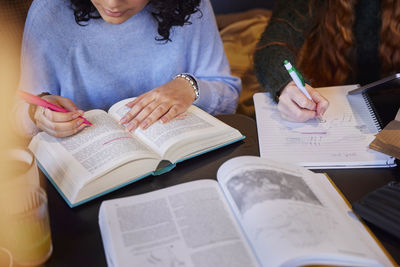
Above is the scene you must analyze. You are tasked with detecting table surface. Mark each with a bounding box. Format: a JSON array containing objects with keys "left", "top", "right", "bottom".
[{"left": 42, "top": 114, "right": 400, "bottom": 267}]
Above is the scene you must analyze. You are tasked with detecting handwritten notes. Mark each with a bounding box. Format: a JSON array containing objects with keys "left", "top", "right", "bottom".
[{"left": 253, "top": 85, "right": 395, "bottom": 168}]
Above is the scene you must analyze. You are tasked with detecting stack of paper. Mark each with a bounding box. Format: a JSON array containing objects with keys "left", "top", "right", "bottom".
[{"left": 369, "top": 109, "right": 400, "bottom": 159}]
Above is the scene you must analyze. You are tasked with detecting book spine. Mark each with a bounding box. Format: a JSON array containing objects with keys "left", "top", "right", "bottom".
[{"left": 362, "top": 92, "right": 383, "bottom": 131}]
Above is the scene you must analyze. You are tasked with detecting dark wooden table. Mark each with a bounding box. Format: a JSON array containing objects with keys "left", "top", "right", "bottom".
[
  {"left": 42, "top": 114, "right": 400, "bottom": 266},
  {"left": 322, "top": 167, "right": 400, "bottom": 264}
]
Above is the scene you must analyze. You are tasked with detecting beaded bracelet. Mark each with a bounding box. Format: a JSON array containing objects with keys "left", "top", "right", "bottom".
[{"left": 174, "top": 74, "right": 199, "bottom": 101}]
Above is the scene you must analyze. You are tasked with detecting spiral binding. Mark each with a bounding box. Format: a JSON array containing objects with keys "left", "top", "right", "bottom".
[{"left": 362, "top": 92, "right": 383, "bottom": 131}]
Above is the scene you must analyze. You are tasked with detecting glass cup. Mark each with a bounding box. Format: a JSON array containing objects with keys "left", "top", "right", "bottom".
[
  {"left": 0, "top": 148, "right": 40, "bottom": 187},
  {"left": 0, "top": 185, "right": 53, "bottom": 266},
  {"left": 0, "top": 247, "right": 12, "bottom": 267}
]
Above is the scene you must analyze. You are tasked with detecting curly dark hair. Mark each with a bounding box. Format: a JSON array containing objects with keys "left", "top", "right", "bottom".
[{"left": 70, "top": 0, "right": 201, "bottom": 42}]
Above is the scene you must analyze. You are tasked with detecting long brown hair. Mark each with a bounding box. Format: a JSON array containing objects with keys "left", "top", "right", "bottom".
[{"left": 297, "top": 0, "right": 400, "bottom": 87}]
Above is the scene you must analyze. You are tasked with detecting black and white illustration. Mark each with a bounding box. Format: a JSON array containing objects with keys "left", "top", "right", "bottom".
[{"left": 226, "top": 168, "right": 321, "bottom": 215}]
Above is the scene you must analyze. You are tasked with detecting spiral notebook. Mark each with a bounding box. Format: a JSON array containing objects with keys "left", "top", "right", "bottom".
[
  {"left": 254, "top": 84, "right": 396, "bottom": 169},
  {"left": 348, "top": 73, "right": 400, "bottom": 129}
]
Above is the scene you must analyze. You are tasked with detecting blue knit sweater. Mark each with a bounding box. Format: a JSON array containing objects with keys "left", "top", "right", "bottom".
[{"left": 19, "top": 0, "right": 241, "bottom": 114}]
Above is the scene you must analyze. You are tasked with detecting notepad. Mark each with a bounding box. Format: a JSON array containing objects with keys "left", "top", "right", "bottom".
[{"left": 253, "top": 85, "right": 396, "bottom": 168}]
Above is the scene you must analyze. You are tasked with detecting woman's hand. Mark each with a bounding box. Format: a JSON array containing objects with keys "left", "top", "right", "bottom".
[
  {"left": 120, "top": 78, "right": 196, "bottom": 131},
  {"left": 277, "top": 81, "right": 329, "bottom": 122},
  {"left": 34, "top": 95, "right": 87, "bottom": 137}
]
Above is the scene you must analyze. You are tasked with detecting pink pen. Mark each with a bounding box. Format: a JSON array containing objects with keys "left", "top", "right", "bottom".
[{"left": 18, "top": 90, "right": 92, "bottom": 125}]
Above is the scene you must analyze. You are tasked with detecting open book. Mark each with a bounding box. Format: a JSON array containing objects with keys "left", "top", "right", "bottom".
[
  {"left": 253, "top": 85, "right": 396, "bottom": 168},
  {"left": 28, "top": 98, "right": 244, "bottom": 207},
  {"left": 98, "top": 156, "right": 395, "bottom": 267}
]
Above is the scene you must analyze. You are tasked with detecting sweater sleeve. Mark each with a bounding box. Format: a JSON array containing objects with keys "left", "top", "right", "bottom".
[
  {"left": 253, "top": 0, "right": 311, "bottom": 101},
  {"left": 14, "top": 0, "right": 61, "bottom": 137},
  {"left": 19, "top": 0, "right": 59, "bottom": 97},
  {"left": 18, "top": 0, "right": 60, "bottom": 96},
  {"left": 185, "top": 0, "right": 241, "bottom": 115}
]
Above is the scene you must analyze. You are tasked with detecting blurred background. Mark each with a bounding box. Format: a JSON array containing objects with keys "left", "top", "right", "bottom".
[
  {"left": 0, "top": 0, "right": 31, "bottom": 147},
  {"left": 0, "top": 1, "right": 34, "bottom": 265}
]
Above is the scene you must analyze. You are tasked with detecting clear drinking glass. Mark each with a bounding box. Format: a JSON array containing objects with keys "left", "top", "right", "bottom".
[
  {"left": 1, "top": 148, "right": 40, "bottom": 186},
  {"left": 0, "top": 247, "right": 12, "bottom": 267},
  {"left": 0, "top": 185, "right": 53, "bottom": 266}
]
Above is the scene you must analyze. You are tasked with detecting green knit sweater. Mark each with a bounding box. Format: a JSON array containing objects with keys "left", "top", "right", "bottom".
[{"left": 253, "top": 0, "right": 381, "bottom": 100}]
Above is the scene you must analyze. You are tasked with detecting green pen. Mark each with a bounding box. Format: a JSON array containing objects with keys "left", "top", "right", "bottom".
[
  {"left": 283, "top": 60, "right": 312, "bottom": 100},
  {"left": 284, "top": 60, "right": 325, "bottom": 121}
]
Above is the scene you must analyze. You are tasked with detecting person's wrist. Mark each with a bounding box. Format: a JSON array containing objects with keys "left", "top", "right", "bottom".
[
  {"left": 28, "top": 92, "right": 51, "bottom": 123},
  {"left": 174, "top": 74, "right": 199, "bottom": 101},
  {"left": 276, "top": 83, "right": 289, "bottom": 103}
]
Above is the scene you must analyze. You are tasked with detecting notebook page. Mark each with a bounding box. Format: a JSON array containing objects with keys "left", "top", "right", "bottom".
[{"left": 254, "top": 85, "right": 395, "bottom": 168}]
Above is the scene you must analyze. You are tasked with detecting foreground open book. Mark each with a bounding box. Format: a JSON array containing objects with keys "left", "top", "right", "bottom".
[
  {"left": 99, "top": 156, "right": 395, "bottom": 267},
  {"left": 28, "top": 98, "right": 244, "bottom": 207}
]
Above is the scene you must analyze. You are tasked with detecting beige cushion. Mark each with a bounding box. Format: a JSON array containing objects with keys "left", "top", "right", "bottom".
[{"left": 218, "top": 10, "right": 271, "bottom": 118}]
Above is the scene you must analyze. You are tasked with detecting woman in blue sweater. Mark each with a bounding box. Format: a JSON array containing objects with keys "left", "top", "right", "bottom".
[{"left": 17, "top": 0, "right": 240, "bottom": 137}]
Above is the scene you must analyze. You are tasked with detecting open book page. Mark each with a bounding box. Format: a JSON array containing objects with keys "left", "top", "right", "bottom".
[
  {"left": 108, "top": 98, "right": 243, "bottom": 162},
  {"left": 254, "top": 85, "right": 394, "bottom": 168},
  {"left": 99, "top": 179, "right": 259, "bottom": 267},
  {"left": 29, "top": 110, "right": 160, "bottom": 200},
  {"left": 107, "top": 97, "right": 136, "bottom": 121},
  {"left": 317, "top": 172, "right": 396, "bottom": 267},
  {"left": 217, "top": 156, "right": 393, "bottom": 267}
]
